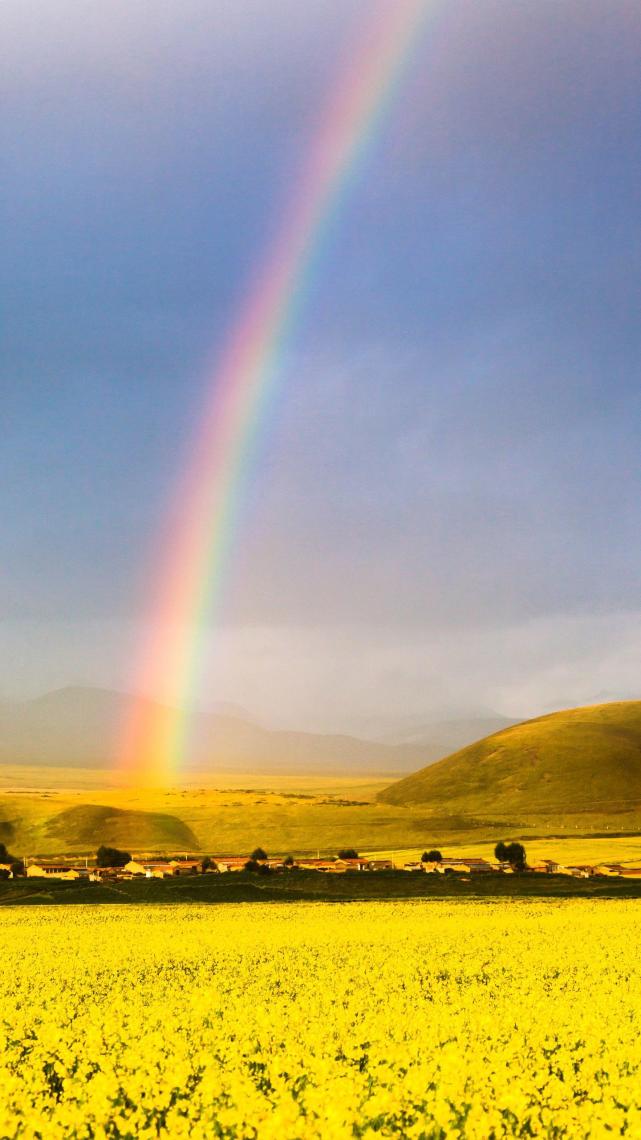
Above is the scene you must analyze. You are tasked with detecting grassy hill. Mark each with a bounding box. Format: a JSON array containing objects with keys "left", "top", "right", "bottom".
[
  {"left": 44, "top": 805, "right": 199, "bottom": 850},
  {"left": 2, "top": 763, "right": 641, "bottom": 861},
  {"left": 378, "top": 701, "right": 641, "bottom": 819}
]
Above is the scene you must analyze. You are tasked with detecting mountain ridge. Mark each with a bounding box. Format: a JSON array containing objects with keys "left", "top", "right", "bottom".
[{"left": 0, "top": 686, "right": 524, "bottom": 776}]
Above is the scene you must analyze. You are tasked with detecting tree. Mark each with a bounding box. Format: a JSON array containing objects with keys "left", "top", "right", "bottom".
[
  {"left": 201, "top": 856, "right": 213, "bottom": 872},
  {"left": 506, "top": 842, "right": 527, "bottom": 872},
  {"left": 96, "top": 846, "right": 131, "bottom": 868},
  {"left": 338, "top": 848, "right": 359, "bottom": 859},
  {"left": 422, "top": 850, "right": 442, "bottom": 863},
  {"left": 283, "top": 855, "right": 296, "bottom": 869},
  {"left": 494, "top": 840, "right": 527, "bottom": 871},
  {"left": 251, "top": 847, "right": 268, "bottom": 862},
  {"left": 0, "top": 844, "right": 22, "bottom": 874},
  {"left": 244, "top": 858, "right": 271, "bottom": 874}
]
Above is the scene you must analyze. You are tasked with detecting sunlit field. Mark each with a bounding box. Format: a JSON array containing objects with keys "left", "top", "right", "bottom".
[
  {"left": 3, "top": 766, "right": 641, "bottom": 865},
  {"left": 2, "top": 900, "right": 641, "bottom": 1138}
]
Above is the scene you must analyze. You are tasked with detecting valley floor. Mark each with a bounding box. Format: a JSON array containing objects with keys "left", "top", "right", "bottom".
[{"left": 3, "top": 765, "right": 641, "bottom": 866}]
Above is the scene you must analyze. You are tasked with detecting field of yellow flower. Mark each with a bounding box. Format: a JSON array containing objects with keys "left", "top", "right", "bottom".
[{"left": 1, "top": 900, "right": 640, "bottom": 1138}]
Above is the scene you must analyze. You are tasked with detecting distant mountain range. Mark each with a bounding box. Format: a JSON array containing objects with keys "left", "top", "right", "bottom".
[
  {"left": 379, "top": 700, "right": 641, "bottom": 817},
  {"left": 0, "top": 686, "right": 519, "bottom": 775}
]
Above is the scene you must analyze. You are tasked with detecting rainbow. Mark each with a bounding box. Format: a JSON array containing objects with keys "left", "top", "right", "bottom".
[{"left": 120, "top": 0, "right": 432, "bottom": 782}]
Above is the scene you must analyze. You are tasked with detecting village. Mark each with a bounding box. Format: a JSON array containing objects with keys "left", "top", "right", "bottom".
[{"left": 5, "top": 850, "right": 641, "bottom": 881}]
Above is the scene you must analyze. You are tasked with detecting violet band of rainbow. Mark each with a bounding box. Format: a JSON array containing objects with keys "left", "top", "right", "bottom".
[{"left": 119, "top": 0, "right": 432, "bottom": 781}]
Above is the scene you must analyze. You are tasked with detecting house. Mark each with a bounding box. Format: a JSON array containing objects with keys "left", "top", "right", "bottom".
[
  {"left": 531, "top": 860, "right": 560, "bottom": 874},
  {"left": 403, "top": 862, "right": 424, "bottom": 872},
  {"left": 215, "top": 857, "right": 251, "bottom": 873},
  {"left": 168, "top": 860, "right": 202, "bottom": 875},
  {"left": 369, "top": 859, "right": 394, "bottom": 871},
  {"left": 458, "top": 858, "right": 494, "bottom": 874},
  {"left": 563, "top": 865, "right": 594, "bottom": 878},
  {"left": 436, "top": 859, "right": 472, "bottom": 874},
  {"left": 123, "top": 861, "right": 147, "bottom": 877},
  {"left": 297, "top": 859, "right": 340, "bottom": 872},
  {"left": 334, "top": 858, "right": 371, "bottom": 872},
  {"left": 141, "top": 862, "right": 178, "bottom": 878},
  {"left": 91, "top": 865, "right": 124, "bottom": 879},
  {"left": 26, "top": 864, "right": 80, "bottom": 880}
]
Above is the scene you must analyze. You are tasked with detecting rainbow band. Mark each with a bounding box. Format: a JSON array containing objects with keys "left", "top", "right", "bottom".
[{"left": 121, "top": 0, "right": 431, "bottom": 781}]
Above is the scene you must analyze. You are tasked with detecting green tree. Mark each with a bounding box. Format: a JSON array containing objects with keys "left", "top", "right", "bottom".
[
  {"left": 422, "top": 850, "right": 442, "bottom": 863},
  {"left": 338, "top": 848, "right": 359, "bottom": 859},
  {"left": 506, "top": 842, "right": 527, "bottom": 872},
  {"left": 96, "top": 846, "right": 131, "bottom": 868},
  {"left": 494, "top": 840, "right": 527, "bottom": 871},
  {"left": 283, "top": 855, "right": 296, "bottom": 869},
  {"left": 244, "top": 858, "right": 271, "bottom": 874},
  {"left": 251, "top": 847, "right": 268, "bottom": 862}
]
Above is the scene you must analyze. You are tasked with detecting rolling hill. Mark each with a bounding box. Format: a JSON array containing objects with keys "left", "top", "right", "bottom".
[
  {"left": 44, "top": 805, "right": 200, "bottom": 850},
  {"left": 378, "top": 701, "right": 641, "bottom": 819}
]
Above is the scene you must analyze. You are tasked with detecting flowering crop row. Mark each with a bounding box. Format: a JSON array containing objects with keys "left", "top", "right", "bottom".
[{"left": 1, "top": 900, "right": 639, "bottom": 1138}]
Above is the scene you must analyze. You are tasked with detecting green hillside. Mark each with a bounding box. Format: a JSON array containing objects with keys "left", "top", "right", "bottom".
[
  {"left": 44, "top": 805, "right": 200, "bottom": 850},
  {"left": 378, "top": 701, "right": 641, "bottom": 818}
]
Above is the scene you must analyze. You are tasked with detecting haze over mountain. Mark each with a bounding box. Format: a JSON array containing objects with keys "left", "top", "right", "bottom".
[
  {"left": 379, "top": 701, "right": 641, "bottom": 820},
  {"left": 360, "top": 712, "right": 519, "bottom": 748},
  {"left": 0, "top": 686, "right": 516, "bottom": 776}
]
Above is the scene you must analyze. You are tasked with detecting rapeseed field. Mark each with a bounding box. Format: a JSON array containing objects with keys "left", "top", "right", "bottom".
[{"left": 1, "top": 900, "right": 639, "bottom": 1138}]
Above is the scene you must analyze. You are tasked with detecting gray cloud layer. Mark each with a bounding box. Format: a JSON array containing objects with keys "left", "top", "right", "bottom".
[{"left": 2, "top": 1, "right": 640, "bottom": 727}]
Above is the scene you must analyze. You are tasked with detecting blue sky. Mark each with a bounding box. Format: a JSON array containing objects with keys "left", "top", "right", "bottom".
[{"left": 2, "top": 1, "right": 640, "bottom": 730}]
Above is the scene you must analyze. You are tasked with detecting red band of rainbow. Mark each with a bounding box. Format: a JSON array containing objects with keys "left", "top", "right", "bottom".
[{"left": 120, "top": 0, "right": 432, "bottom": 782}]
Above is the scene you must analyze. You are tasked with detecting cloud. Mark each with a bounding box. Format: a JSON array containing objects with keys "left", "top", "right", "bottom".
[
  {"left": 3, "top": 610, "right": 639, "bottom": 739},
  {"left": 3, "top": 1, "right": 640, "bottom": 732}
]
